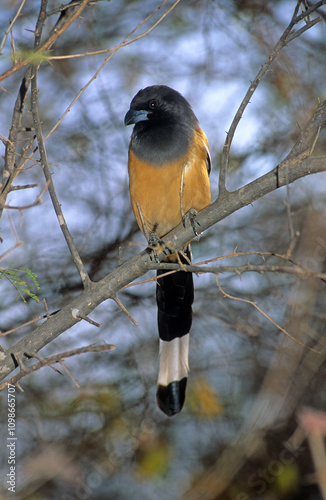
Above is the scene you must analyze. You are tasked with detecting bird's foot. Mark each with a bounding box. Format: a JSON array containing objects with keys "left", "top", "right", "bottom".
[
  {"left": 182, "top": 208, "right": 200, "bottom": 237},
  {"left": 148, "top": 232, "right": 172, "bottom": 262}
]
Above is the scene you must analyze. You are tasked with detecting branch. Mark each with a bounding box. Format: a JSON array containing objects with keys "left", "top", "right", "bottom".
[
  {"left": 0, "top": 73, "right": 32, "bottom": 221},
  {"left": 0, "top": 0, "right": 182, "bottom": 215},
  {"left": 47, "top": 0, "right": 182, "bottom": 61},
  {"left": 0, "top": 0, "right": 89, "bottom": 222},
  {"left": 145, "top": 247, "right": 326, "bottom": 282},
  {"left": 218, "top": 0, "right": 324, "bottom": 195},
  {"left": 29, "top": 2, "right": 90, "bottom": 287},
  {"left": 0, "top": 99, "right": 325, "bottom": 382},
  {"left": 0, "top": 0, "right": 91, "bottom": 83},
  {"left": 43, "top": 0, "right": 182, "bottom": 143},
  {"left": 215, "top": 275, "right": 320, "bottom": 353},
  {"left": 153, "top": 262, "right": 326, "bottom": 281},
  {"left": 3, "top": 180, "right": 49, "bottom": 211},
  {"left": 0, "top": 343, "right": 114, "bottom": 392},
  {"left": 30, "top": 66, "right": 90, "bottom": 287},
  {"left": 0, "top": 0, "right": 28, "bottom": 55}
]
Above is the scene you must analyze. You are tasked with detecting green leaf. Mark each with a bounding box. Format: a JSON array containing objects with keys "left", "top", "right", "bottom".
[
  {"left": 0, "top": 265, "right": 40, "bottom": 303},
  {"left": 11, "top": 49, "right": 49, "bottom": 65}
]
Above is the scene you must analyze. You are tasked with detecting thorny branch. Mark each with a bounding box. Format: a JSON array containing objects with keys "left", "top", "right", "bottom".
[
  {"left": 0, "top": 1, "right": 325, "bottom": 394},
  {"left": 0, "top": 0, "right": 90, "bottom": 83},
  {"left": 218, "top": 0, "right": 325, "bottom": 195},
  {"left": 31, "top": 67, "right": 91, "bottom": 286},
  {"left": 0, "top": 343, "right": 115, "bottom": 392},
  {"left": 0, "top": 0, "right": 182, "bottom": 251},
  {"left": 151, "top": 261, "right": 326, "bottom": 281},
  {"left": 0, "top": 74, "right": 32, "bottom": 221},
  {"left": 0, "top": 94, "right": 325, "bottom": 383},
  {"left": 0, "top": 0, "right": 90, "bottom": 221},
  {"left": 30, "top": 0, "right": 90, "bottom": 286}
]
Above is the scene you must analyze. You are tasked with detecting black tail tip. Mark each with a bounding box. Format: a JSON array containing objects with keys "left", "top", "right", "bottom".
[{"left": 156, "top": 378, "right": 187, "bottom": 417}]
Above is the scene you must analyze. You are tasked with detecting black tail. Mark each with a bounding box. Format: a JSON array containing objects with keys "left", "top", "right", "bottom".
[{"left": 156, "top": 247, "right": 193, "bottom": 416}]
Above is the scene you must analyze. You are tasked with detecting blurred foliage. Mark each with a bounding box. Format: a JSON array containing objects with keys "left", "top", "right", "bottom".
[{"left": 0, "top": 0, "right": 326, "bottom": 499}]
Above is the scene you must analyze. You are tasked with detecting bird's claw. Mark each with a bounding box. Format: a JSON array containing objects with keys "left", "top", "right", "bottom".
[
  {"left": 183, "top": 208, "right": 200, "bottom": 237},
  {"left": 148, "top": 232, "right": 171, "bottom": 262}
]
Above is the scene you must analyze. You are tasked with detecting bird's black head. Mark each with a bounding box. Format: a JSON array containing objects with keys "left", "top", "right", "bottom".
[
  {"left": 124, "top": 85, "right": 198, "bottom": 129},
  {"left": 124, "top": 85, "right": 199, "bottom": 165}
]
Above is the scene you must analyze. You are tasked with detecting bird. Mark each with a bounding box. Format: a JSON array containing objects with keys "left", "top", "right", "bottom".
[{"left": 124, "top": 85, "right": 211, "bottom": 416}]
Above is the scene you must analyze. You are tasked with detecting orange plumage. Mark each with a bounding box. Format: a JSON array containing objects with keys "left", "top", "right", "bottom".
[{"left": 128, "top": 128, "right": 211, "bottom": 238}]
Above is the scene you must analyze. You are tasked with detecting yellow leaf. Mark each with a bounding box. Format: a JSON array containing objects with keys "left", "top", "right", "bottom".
[
  {"left": 137, "top": 442, "right": 170, "bottom": 478},
  {"left": 275, "top": 463, "right": 300, "bottom": 495},
  {"left": 188, "top": 377, "right": 223, "bottom": 417}
]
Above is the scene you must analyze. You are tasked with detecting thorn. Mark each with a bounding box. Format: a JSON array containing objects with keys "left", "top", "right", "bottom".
[
  {"left": 113, "top": 296, "right": 138, "bottom": 326},
  {"left": 71, "top": 308, "right": 101, "bottom": 328},
  {"left": 60, "top": 360, "right": 80, "bottom": 388}
]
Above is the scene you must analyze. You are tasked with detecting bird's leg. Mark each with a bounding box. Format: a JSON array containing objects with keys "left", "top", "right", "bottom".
[
  {"left": 182, "top": 208, "right": 200, "bottom": 237},
  {"left": 148, "top": 229, "right": 175, "bottom": 263},
  {"left": 147, "top": 230, "right": 169, "bottom": 262}
]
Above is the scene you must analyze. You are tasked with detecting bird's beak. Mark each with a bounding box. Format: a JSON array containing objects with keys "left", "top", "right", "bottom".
[{"left": 124, "top": 109, "right": 149, "bottom": 126}]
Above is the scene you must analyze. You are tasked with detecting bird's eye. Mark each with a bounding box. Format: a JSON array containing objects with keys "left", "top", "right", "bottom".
[{"left": 149, "top": 100, "right": 157, "bottom": 109}]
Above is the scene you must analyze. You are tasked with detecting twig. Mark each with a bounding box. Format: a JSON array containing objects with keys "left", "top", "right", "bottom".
[
  {"left": 9, "top": 184, "right": 38, "bottom": 191},
  {"left": 122, "top": 247, "right": 326, "bottom": 290},
  {"left": 287, "top": 15, "right": 321, "bottom": 42},
  {"left": 285, "top": 230, "right": 300, "bottom": 260},
  {"left": 0, "top": 0, "right": 28, "bottom": 54},
  {"left": 197, "top": 249, "right": 326, "bottom": 281},
  {"left": 43, "top": 298, "right": 50, "bottom": 319},
  {"left": 28, "top": 2, "right": 90, "bottom": 287},
  {"left": 47, "top": 1, "right": 97, "bottom": 18},
  {"left": 12, "top": 352, "right": 26, "bottom": 370},
  {"left": 149, "top": 262, "right": 326, "bottom": 281},
  {"left": 0, "top": 309, "right": 58, "bottom": 337},
  {"left": 0, "top": 315, "right": 42, "bottom": 337},
  {"left": 0, "top": 241, "right": 23, "bottom": 264},
  {"left": 3, "top": 179, "right": 50, "bottom": 210},
  {"left": 0, "top": 136, "right": 38, "bottom": 210},
  {"left": 113, "top": 295, "right": 138, "bottom": 326},
  {"left": 294, "top": 0, "right": 326, "bottom": 22},
  {"left": 6, "top": 209, "right": 20, "bottom": 246},
  {"left": 59, "top": 360, "right": 80, "bottom": 388},
  {"left": 0, "top": 0, "right": 90, "bottom": 83},
  {"left": 32, "top": 351, "right": 62, "bottom": 374},
  {"left": 309, "top": 124, "right": 322, "bottom": 155},
  {"left": 47, "top": 0, "right": 181, "bottom": 61},
  {"left": 0, "top": 343, "right": 115, "bottom": 392},
  {"left": 30, "top": 68, "right": 90, "bottom": 286},
  {"left": 215, "top": 275, "right": 320, "bottom": 353}
]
